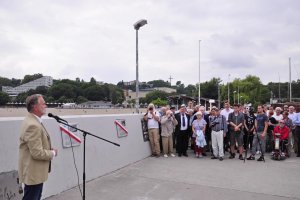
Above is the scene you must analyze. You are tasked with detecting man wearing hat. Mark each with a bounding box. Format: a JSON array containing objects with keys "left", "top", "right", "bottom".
[{"left": 175, "top": 104, "right": 191, "bottom": 157}]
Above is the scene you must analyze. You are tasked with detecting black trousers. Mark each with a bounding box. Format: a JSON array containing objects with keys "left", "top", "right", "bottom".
[
  {"left": 176, "top": 130, "right": 189, "bottom": 154},
  {"left": 23, "top": 183, "right": 43, "bottom": 200},
  {"left": 243, "top": 131, "right": 254, "bottom": 150},
  {"left": 296, "top": 126, "right": 300, "bottom": 156}
]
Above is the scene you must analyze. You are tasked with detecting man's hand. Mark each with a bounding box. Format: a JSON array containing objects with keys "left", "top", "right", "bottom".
[
  {"left": 52, "top": 148, "right": 58, "bottom": 157},
  {"left": 234, "top": 126, "right": 240, "bottom": 132}
]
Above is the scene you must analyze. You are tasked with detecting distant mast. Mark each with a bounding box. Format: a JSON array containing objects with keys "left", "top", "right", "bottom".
[{"left": 289, "top": 57, "right": 292, "bottom": 102}]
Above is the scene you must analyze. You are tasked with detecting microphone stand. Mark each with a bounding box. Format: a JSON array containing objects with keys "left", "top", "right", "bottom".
[{"left": 54, "top": 119, "right": 120, "bottom": 200}]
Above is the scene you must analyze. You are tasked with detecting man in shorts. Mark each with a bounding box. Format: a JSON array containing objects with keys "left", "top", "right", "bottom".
[{"left": 228, "top": 104, "right": 245, "bottom": 160}]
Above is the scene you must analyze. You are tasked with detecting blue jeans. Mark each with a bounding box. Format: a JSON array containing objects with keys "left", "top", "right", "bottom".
[
  {"left": 23, "top": 183, "right": 43, "bottom": 200},
  {"left": 251, "top": 132, "right": 266, "bottom": 155}
]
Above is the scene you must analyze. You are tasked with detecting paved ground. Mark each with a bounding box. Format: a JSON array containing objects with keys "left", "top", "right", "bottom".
[{"left": 46, "top": 151, "right": 300, "bottom": 200}]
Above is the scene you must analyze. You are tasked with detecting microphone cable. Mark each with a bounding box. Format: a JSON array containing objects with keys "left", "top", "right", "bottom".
[{"left": 68, "top": 131, "right": 83, "bottom": 199}]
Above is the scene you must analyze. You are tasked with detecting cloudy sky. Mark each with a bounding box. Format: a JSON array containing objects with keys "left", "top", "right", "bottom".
[{"left": 0, "top": 0, "right": 299, "bottom": 86}]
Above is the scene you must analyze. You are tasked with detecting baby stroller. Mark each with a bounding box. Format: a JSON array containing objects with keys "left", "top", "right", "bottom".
[{"left": 271, "top": 132, "right": 289, "bottom": 160}]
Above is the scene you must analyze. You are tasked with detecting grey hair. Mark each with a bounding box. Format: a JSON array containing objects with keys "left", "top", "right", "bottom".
[{"left": 26, "top": 94, "right": 42, "bottom": 112}]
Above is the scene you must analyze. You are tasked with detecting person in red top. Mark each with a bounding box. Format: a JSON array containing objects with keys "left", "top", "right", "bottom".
[{"left": 273, "top": 120, "right": 289, "bottom": 153}]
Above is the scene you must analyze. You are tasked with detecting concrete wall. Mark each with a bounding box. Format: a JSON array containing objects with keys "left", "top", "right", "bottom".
[{"left": 0, "top": 114, "right": 151, "bottom": 199}]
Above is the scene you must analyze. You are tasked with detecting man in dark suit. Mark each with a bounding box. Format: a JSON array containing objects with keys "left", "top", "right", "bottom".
[
  {"left": 175, "top": 104, "right": 191, "bottom": 157},
  {"left": 19, "top": 94, "right": 58, "bottom": 200}
]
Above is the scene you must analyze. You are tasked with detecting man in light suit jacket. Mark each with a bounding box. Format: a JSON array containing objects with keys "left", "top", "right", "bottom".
[{"left": 18, "top": 94, "right": 58, "bottom": 200}]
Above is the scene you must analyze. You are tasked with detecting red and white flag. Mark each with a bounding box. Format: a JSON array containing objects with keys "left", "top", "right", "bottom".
[
  {"left": 59, "top": 125, "right": 81, "bottom": 143},
  {"left": 114, "top": 120, "right": 128, "bottom": 137}
]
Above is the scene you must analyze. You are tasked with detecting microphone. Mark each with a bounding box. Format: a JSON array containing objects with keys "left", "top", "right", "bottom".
[{"left": 48, "top": 113, "right": 68, "bottom": 123}]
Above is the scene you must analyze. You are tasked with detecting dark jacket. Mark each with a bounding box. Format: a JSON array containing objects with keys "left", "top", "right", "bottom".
[{"left": 175, "top": 112, "right": 191, "bottom": 134}]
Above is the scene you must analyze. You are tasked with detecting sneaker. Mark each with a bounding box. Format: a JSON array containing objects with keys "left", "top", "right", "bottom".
[
  {"left": 170, "top": 154, "right": 176, "bottom": 157},
  {"left": 219, "top": 157, "right": 223, "bottom": 161},
  {"left": 199, "top": 154, "right": 203, "bottom": 158},
  {"left": 256, "top": 151, "right": 261, "bottom": 155},
  {"left": 257, "top": 156, "right": 264, "bottom": 161},
  {"left": 211, "top": 156, "right": 217, "bottom": 159},
  {"left": 163, "top": 154, "right": 168, "bottom": 158},
  {"left": 239, "top": 154, "right": 244, "bottom": 160},
  {"left": 247, "top": 155, "right": 255, "bottom": 160}
]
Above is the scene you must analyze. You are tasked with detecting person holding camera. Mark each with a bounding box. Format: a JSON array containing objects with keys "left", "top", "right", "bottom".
[
  {"left": 209, "top": 107, "right": 227, "bottom": 161},
  {"left": 161, "top": 110, "right": 178, "bottom": 157},
  {"left": 143, "top": 103, "right": 161, "bottom": 157},
  {"left": 228, "top": 104, "right": 245, "bottom": 160}
]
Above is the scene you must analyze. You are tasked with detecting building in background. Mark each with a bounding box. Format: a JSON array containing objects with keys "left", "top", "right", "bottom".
[{"left": 2, "top": 76, "right": 53, "bottom": 97}]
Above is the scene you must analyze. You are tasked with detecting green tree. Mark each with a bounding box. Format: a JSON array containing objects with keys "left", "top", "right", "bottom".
[
  {"left": 222, "top": 75, "right": 268, "bottom": 105},
  {"left": 48, "top": 83, "right": 76, "bottom": 100},
  {"left": 200, "top": 78, "right": 221, "bottom": 100},
  {"left": 90, "top": 77, "right": 97, "bottom": 85},
  {"left": 76, "top": 96, "right": 88, "bottom": 104},
  {"left": 110, "top": 88, "right": 125, "bottom": 104},
  {"left": 0, "top": 77, "right": 13, "bottom": 87},
  {"left": 84, "top": 85, "right": 105, "bottom": 101},
  {"left": 184, "top": 84, "right": 197, "bottom": 97},
  {"left": 58, "top": 96, "right": 74, "bottom": 103},
  {"left": 145, "top": 90, "right": 168, "bottom": 103},
  {"left": 147, "top": 79, "right": 170, "bottom": 87},
  {"left": 15, "top": 92, "right": 28, "bottom": 103},
  {"left": 176, "top": 81, "right": 185, "bottom": 94},
  {"left": 0, "top": 91, "right": 10, "bottom": 105},
  {"left": 22, "top": 73, "right": 43, "bottom": 84},
  {"left": 151, "top": 98, "right": 168, "bottom": 107}
]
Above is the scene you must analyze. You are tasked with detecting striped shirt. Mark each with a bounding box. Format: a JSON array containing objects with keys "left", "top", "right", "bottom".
[{"left": 209, "top": 115, "right": 228, "bottom": 133}]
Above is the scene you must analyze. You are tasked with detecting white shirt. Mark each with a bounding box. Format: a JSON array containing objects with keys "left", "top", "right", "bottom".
[
  {"left": 180, "top": 113, "right": 188, "bottom": 130},
  {"left": 273, "top": 114, "right": 283, "bottom": 121},
  {"left": 33, "top": 114, "right": 43, "bottom": 123},
  {"left": 147, "top": 111, "right": 160, "bottom": 129},
  {"left": 288, "top": 112, "right": 296, "bottom": 122},
  {"left": 220, "top": 108, "right": 233, "bottom": 121}
]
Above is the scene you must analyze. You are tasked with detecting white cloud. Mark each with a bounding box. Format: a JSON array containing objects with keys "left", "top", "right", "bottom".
[{"left": 0, "top": 0, "right": 299, "bottom": 85}]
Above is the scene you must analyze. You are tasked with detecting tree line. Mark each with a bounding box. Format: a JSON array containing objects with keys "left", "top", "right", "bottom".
[{"left": 0, "top": 74, "right": 300, "bottom": 106}]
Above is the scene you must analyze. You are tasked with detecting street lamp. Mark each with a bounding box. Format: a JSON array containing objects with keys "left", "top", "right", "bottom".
[
  {"left": 233, "top": 90, "right": 236, "bottom": 104},
  {"left": 217, "top": 80, "right": 222, "bottom": 109},
  {"left": 134, "top": 19, "right": 147, "bottom": 113},
  {"left": 198, "top": 40, "right": 201, "bottom": 105},
  {"left": 227, "top": 74, "right": 230, "bottom": 103}
]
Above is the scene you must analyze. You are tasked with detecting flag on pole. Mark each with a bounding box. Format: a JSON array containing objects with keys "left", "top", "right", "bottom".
[{"left": 60, "top": 125, "right": 81, "bottom": 143}]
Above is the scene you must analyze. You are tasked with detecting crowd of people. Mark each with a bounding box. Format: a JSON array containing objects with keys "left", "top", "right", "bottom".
[{"left": 143, "top": 101, "right": 300, "bottom": 161}]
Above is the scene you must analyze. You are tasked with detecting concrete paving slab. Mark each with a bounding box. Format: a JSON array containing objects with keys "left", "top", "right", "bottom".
[{"left": 45, "top": 151, "right": 300, "bottom": 200}]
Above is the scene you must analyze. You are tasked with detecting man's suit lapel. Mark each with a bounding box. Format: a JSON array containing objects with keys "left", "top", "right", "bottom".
[{"left": 28, "top": 113, "right": 51, "bottom": 144}]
